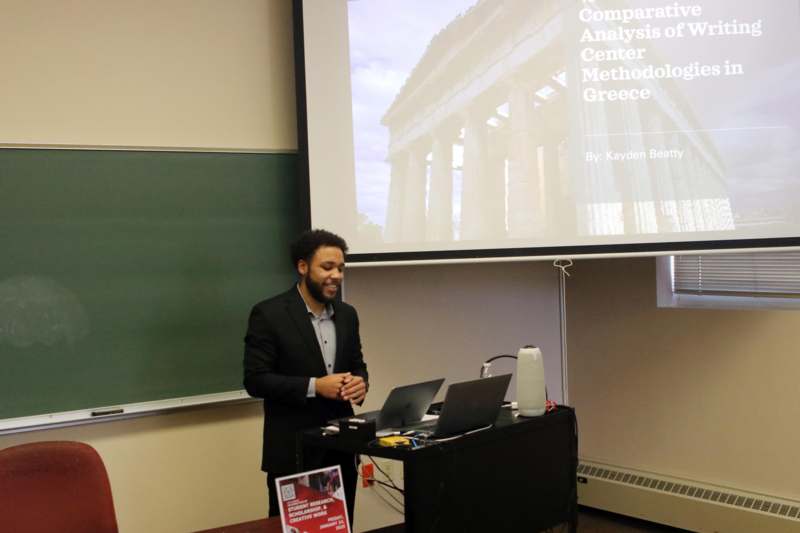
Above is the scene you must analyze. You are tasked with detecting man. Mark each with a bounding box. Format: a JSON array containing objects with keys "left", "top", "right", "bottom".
[{"left": 243, "top": 229, "right": 368, "bottom": 523}]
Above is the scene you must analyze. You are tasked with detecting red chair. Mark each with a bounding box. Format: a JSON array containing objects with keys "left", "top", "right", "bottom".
[{"left": 0, "top": 441, "right": 119, "bottom": 533}]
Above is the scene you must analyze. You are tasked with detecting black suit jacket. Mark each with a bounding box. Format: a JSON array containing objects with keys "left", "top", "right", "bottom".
[{"left": 243, "top": 287, "right": 369, "bottom": 472}]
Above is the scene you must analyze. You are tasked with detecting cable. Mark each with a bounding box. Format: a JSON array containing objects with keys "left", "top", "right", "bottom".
[
  {"left": 553, "top": 258, "right": 573, "bottom": 277},
  {"left": 373, "top": 483, "right": 404, "bottom": 514},
  {"left": 555, "top": 258, "right": 572, "bottom": 405},
  {"left": 422, "top": 423, "right": 493, "bottom": 443},
  {"left": 374, "top": 481, "right": 404, "bottom": 508},
  {"left": 355, "top": 455, "right": 405, "bottom": 514},
  {"left": 358, "top": 455, "right": 405, "bottom": 495},
  {"left": 479, "top": 353, "right": 517, "bottom": 378},
  {"left": 368, "top": 456, "right": 404, "bottom": 494}
]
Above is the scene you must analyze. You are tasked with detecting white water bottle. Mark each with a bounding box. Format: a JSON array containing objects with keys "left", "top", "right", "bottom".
[{"left": 517, "top": 345, "right": 546, "bottom": 417}]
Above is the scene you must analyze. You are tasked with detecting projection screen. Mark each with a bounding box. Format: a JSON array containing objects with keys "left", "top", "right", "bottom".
[{"left": 295, "top": 0, "right": 800, "bottom": 262}]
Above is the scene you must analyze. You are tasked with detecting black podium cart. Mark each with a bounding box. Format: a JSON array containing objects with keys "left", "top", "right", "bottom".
[{"left": 301, "top": 406, "right": 578, "bottom": 532}]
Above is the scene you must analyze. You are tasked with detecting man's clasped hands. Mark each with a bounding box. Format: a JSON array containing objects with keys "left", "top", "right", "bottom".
[{"left": 316, "top": 372, "right": 367, "bottom": 404}]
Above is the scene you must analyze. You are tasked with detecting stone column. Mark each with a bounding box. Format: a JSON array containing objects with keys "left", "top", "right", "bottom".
[
  {"left": 550, "top": 99, "right": 576, "bottom": 237},
  {"left": 460, "top": 109, "right": 489, "bottom": 241},
  {"left": 539, "top": 103, "right": 573, "bottom": 239},
  {"left": 671, "top": 130, "right": 695, "bottom": 232},
  {"left": 485, "top": 125, "right": 508, "bottom": 239},
  {"left": 400, "top": 144, "right": 428, "bottom": 242},
  {"left": 540, "top": 139, "right": 560, "bottom": 237},
  {"left": 507, "top": 82, "right": 537, "bottom": 238},
  {"left": 600, "top": 100, "right": 636, "bottom": 236},
  {"left": 384, "top": 151, "right": 407, "bottom": 242},
  {"left": 621, "top": 98, "right": 656, "bottom": 234},
  {"left": 427, "top": 131, "right": 454, "bottom": 241},
  {"left": 682, "top": 145, "right": 702, "bottom": 231},
  {"left": 645, "top": 112, "right": 679, "bottom": 232},
  {"left": 577, "top": 88, "right": 615, "bottom": 236}
]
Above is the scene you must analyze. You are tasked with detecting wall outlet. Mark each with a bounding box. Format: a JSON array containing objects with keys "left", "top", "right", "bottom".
[{"left": 361, "top": 462, "right": 374, "bottom": 487}]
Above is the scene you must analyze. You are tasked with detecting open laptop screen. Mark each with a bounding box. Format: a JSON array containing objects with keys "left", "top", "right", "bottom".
[
  {"left": 433, "top": 374, "right": 512, "bottom": 438},
  {"left": 376, "top": 378, "right": 445, "bottom": 429},
  {"left": 331, "top": 378, "right": 445, "bottom": 430}
]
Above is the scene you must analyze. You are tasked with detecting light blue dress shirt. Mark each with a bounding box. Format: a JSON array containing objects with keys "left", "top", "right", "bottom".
[{"left": 298, "top": 286, "right": 336, "bottom": 398}]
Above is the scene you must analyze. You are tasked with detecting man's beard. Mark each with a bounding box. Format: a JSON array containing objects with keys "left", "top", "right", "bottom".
[{"left": 304, "top": 276, "right": 337, "bottom": 304}]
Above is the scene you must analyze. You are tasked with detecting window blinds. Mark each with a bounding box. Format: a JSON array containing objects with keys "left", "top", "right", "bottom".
[{"left": 673, "top": 252, "right": 800, "bottom": 296}]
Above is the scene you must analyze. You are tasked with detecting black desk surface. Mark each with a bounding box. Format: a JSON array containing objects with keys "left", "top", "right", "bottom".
[{"left": 303, "top": 405, "right": 576, "bottom": 459}]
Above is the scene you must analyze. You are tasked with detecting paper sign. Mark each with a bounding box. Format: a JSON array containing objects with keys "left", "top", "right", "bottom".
[{"left": 276, "top": 465, "right": 351, "bottom": 533}]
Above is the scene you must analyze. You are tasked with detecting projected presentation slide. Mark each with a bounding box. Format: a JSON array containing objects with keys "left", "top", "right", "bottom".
[{"left": 301, "top": 0, "right": 800, "bottom": 256}]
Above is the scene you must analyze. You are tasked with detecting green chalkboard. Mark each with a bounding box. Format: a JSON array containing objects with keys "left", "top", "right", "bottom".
[{"left": 0, "top": 149, "right": 302, "bottom": 421}]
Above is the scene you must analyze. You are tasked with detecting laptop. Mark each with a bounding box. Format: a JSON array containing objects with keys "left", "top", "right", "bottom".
[
  {"left": 332, "top": 378, "right": 445, "bottom": 430},
  {"left": 409, "top": 374, "right": 512, "bottom": 438}
]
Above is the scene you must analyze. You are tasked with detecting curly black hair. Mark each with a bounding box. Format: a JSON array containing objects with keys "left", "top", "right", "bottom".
[{"left": 290, "top": 229, "right": 348, "bottom": 268}]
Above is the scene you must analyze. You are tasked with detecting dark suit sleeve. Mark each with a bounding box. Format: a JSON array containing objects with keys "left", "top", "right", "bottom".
[
  {"left": 350, "top": 310, "right": 368, "bottom": 382},
  {"left": 243, "top": 305, "right": 309, "bottom": 406},
  {"left": 349, "top": 309, "right": 369, "bottom": 404}
]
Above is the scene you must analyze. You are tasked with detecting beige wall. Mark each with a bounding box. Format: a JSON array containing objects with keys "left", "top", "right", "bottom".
[
  {"left": 345, "top": 262, "right": 565, "bottom": 408},
  {"left": 0, "top": 0, "right": 296, "bottom": 151},
  {"left": 567, "top": 257, "right": 800, "bottom": 501}
]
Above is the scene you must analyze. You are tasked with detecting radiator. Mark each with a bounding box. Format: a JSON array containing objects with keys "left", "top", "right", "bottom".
[{"left": 577, "top": 460, "right": 800, "bottom": 533}]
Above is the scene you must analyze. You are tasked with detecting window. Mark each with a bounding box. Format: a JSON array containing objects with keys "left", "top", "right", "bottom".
[{"left": 656, "top": 251, "right": 800, "bottom": 310}]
